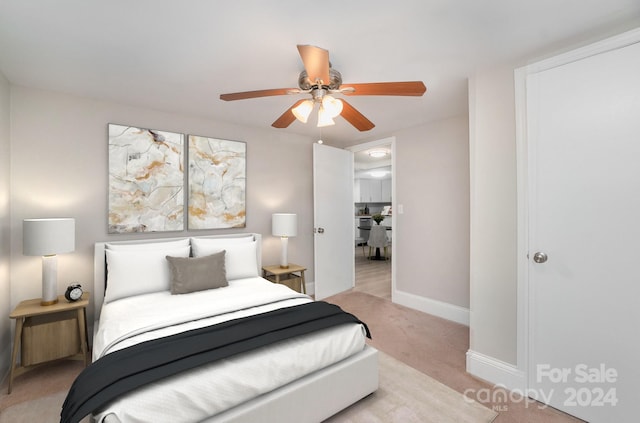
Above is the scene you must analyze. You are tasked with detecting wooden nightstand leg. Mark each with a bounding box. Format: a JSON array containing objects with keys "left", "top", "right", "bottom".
[
  {"left": 8, "top": 318, "right": 24, "bottom": 394},
  {"left": 300, "top": 270, "right": 306, "bottom": 294},
  {"left": 77, "top": 308, "right": 88, "bottom": 366}
]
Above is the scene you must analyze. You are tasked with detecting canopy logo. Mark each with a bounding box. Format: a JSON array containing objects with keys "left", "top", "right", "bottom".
[{"left": 463, "top": 363, "right": 619, "bottom": 412}]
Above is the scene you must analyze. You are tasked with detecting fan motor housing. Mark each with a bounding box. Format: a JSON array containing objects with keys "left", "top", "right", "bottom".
[{"left": 298, "top": 68, "right": 342, "bottom": 90}]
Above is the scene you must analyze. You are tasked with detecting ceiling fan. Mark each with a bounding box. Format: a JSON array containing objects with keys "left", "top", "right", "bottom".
[{"left": 219, "top": 45, "right": 427, "bottom": 132}]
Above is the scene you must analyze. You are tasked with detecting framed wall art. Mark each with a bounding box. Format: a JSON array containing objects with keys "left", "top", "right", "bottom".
[
  {"left": 108, "top": 124, "right": 184, "bottom": 233},
  {"left": 188, "top": 135, "right": 246, "bottom": 229}
]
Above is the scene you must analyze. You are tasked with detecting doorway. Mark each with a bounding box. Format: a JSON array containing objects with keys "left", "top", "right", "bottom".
[{"left": 349, "top": 138, "right": 395, "bottom": 300}]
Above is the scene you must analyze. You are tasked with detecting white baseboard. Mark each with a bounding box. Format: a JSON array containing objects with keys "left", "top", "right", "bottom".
[
  {"left": 312, "top": 283, "right": 468, "bottom": 326},
  {"left": 466, "top": 349, "right": 526, "bottom": 392},
  {"left": 393, "top": 289, "right": 470, "bottom": 326}
]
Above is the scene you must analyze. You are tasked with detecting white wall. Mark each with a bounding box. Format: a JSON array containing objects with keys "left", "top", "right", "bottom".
[
  {"left": 0, "top": 72, "right": 11, "bottom": 380},
  {"left": 363, "top": 116, "right": 471, "bottom": 325},
  {"left": 468, "top": 65, "right": 518, "bottom": 366},
  {"left": 395, "top": 117, "right": 470, "bottom": 307},
  {"left": 8, "top": 86, "right": 315, "bottom": 329}
]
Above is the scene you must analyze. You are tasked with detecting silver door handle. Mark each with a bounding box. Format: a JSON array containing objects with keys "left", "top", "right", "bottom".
[
  {"left": 317, "top": 227, "right": 325, "bottom": 234},
  {"left": 533, "top": 252, "right": 548, "bottom": 263}
]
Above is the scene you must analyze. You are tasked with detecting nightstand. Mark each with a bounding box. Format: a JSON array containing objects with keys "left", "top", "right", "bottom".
[
  {"left": 8, "top": 293, "right": 89, "bottom": 394},
  {"left": 262, "top": 264, "right": 307, "bottom": 294}
]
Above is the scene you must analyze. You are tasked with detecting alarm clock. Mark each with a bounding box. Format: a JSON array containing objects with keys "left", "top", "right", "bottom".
[{"left": 65, "top": 284, "right": 83, "bottom": 302}]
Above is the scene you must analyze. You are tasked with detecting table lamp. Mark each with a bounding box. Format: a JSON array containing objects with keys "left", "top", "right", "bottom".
[
  {"left": 272, "top": 213, "right": 297, "bottom": 269},
  {"left": 23, "top": 218, "right": 75, "bottom": 305}
]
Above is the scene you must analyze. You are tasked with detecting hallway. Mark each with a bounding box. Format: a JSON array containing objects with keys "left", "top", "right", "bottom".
[{"left": 354, "top": 245, "right": 391, "bottom": 299}]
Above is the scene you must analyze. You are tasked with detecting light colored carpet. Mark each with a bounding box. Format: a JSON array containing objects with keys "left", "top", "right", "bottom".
[
  {"left": 0, "top": 391, "right": 90, "bottom": 423},
  {"left": 0, "top": 351, "right": 496, "bottom": 423}
]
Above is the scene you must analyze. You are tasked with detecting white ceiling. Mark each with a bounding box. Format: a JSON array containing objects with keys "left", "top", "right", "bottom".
[
  {"left": 1, "top": 1, "right": 639, "bottom": 147},
  {"left": 354, "top": 144, "right": 392, "bottom": 179},
  {"left": 353, "top": 146, "right": 391, "bottom": 169}
]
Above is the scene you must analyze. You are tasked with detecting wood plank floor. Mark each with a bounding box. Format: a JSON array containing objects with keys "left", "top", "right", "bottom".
[{"left": 354, "top": 244, "right": 391, "bottom": 299}]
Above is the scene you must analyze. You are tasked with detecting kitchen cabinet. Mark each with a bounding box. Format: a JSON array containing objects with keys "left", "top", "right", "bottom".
[
  {"left": 353, "top": 179, "right": 361, "bottom": 203},
  {"left": 355, "top": 178, "right": 391, "bottom": 203},
  {"left": 370, "top": 179, "right": 382, "bottom": 201},
  {"left": 361, "top": 179, "right": 375, "bottom": 202},
  {"left": 381, "top": 179, "right": 391, "bottom": 202}
]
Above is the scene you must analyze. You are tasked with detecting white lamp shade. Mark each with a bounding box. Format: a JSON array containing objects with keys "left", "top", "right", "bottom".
[
  {"left": 292, "top": 100, "right": 314, "bottom": 123},
  {"left": 321, "top": 95, "right": 343, "bottom": 118},
  {"left": 23, "top": 218, "right": 75, "bottom": 256},
  {"left": 272, "top": 213, "right": 297, "bottom": 237},
  {"left": 317, "top": 106, "right": 335, "bottom": 127}
]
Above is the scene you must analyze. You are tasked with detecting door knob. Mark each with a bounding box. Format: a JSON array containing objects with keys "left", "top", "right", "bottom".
[
  {"left": 317, "top": 227, "right": 325, "bottom": 234},
  {"left": 533, "top": 252, "right": 548, "bottom": 263}
]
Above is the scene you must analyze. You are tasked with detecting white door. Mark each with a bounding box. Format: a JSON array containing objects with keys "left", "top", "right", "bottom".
[
  {"left": 313, "top": 143, "right": 354, "bottom": 299},
  {"left": 527, "top": 40, "right": 640, "bottom": 422}
]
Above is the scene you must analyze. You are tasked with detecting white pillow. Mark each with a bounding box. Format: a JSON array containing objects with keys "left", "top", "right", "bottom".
[
  {"left": 106, "top": 238, "right": 190, "bottom": 251},
  {"left": 104, "top": 245, "right": 190, "bottom": 303},
  {"left": 190, "top": 236, "right": 253, "bottom": 257},
  {"left": 191, "top": 240, "right": 258, "bottom": 280}
]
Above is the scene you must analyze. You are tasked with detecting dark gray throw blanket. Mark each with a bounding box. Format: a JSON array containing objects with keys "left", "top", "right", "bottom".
[{"left": 60, "top": 301, "right": 371, "bottom": 423}]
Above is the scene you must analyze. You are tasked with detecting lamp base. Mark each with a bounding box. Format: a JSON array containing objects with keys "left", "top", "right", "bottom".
[
  {"left": 41, "top": 255, "right": 59, "bottom": 306},
  {"left": 279, "top": 237, "right": 290, "bottom": 270}
]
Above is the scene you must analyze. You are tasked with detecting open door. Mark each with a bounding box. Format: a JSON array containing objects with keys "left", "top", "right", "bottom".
[{"left": 313, "top": 143, "right": 354, "bottom": 299}]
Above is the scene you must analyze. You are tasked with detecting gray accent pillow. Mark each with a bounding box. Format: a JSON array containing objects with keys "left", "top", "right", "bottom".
[{"left": 166, "top": 251, "right": 228, "bottom": 295}]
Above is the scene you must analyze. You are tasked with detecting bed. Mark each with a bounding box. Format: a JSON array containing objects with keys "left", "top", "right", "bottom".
[{"left": 62, "top": 233, "right": 378, "bottom": 423}]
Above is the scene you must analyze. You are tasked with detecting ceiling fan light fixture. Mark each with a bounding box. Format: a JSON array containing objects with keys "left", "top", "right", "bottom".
[
  {"left": 321, "top": 95, "right": 343, "bottom": 118},
  {"left": 292, "top": 99, "right": 314, "bottom": 123},
  {"left": 317, "top": 106, "right": 335, "bottom": 127},
  {"left": 220, "top": 45, "right": 426, "bottom": 132}
]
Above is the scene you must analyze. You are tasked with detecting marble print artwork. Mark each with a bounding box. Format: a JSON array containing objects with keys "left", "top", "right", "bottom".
[
  {"left": 108, "top": 124, "right": 184, "bottom": 233},
  {"left": 188, "top": 135, "right": 246, "bottom": 229}
]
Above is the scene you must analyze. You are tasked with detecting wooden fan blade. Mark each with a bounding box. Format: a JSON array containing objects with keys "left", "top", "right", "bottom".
[
  {"left": 297, "top": 45, "right": 330, "bottom": 85},
  {"left": 341, "top": 81, "right": 426, "bottom": 96},
  {"left": 272, "top": 99, "right": 306, "bottom": 128},
  {"left": 220, "top": 88, "right": 297, "bottom": 101},
  {"left": 339, "top": 99, "right": 375, "bottom": 131}
]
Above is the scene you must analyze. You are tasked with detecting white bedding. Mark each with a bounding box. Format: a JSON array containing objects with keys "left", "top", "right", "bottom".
[{"left": 92, "top": 277, "right": 368, "bottom": 423}]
